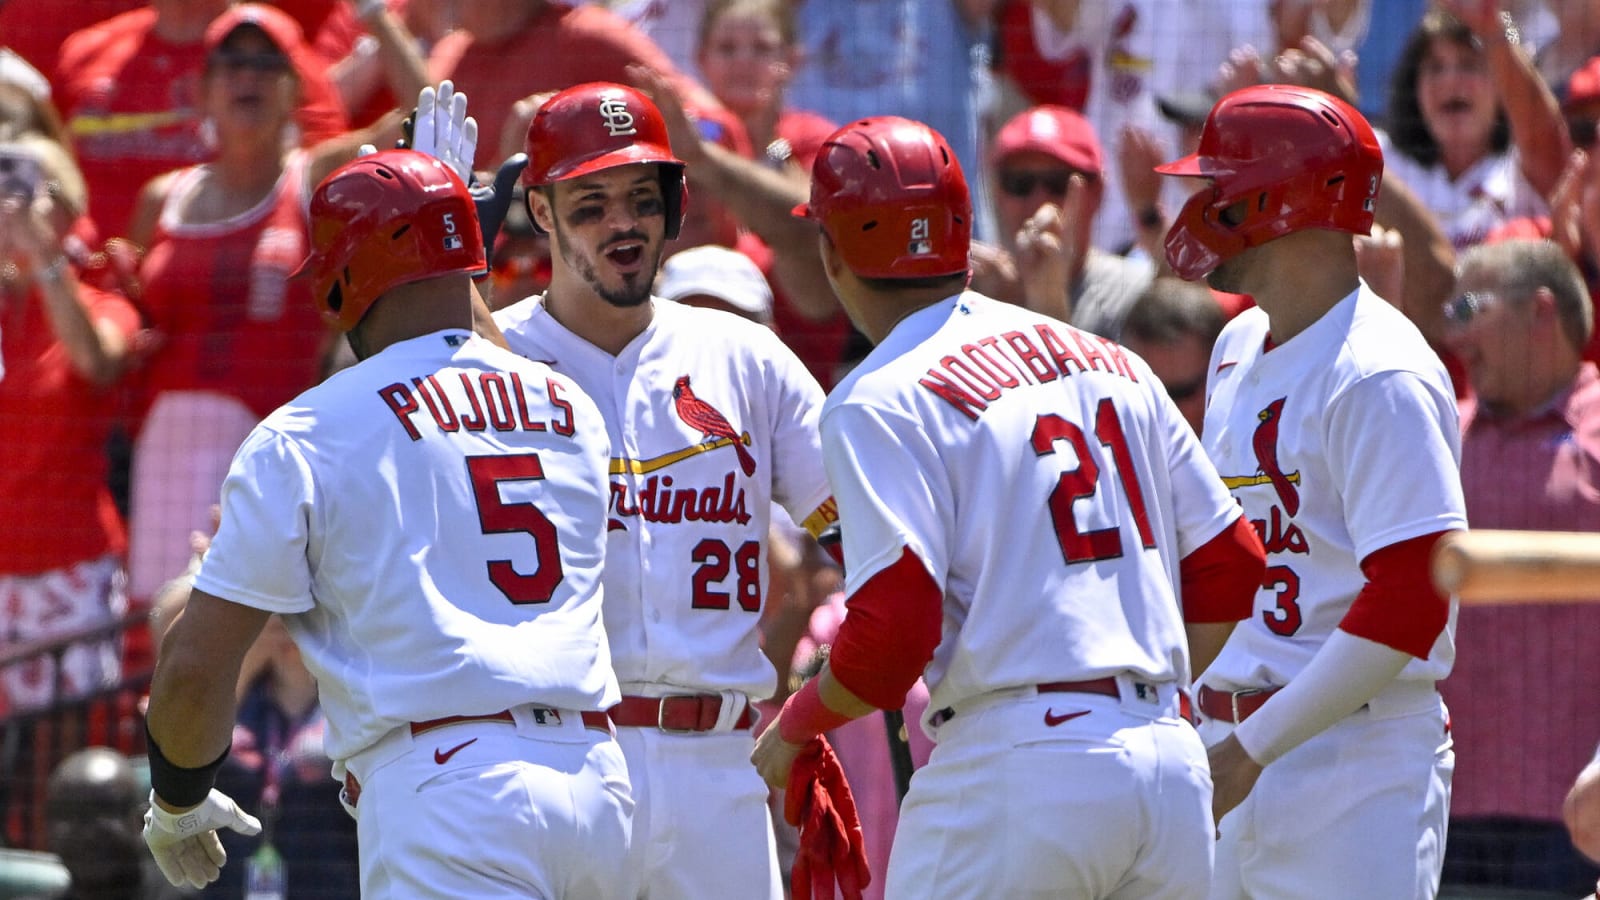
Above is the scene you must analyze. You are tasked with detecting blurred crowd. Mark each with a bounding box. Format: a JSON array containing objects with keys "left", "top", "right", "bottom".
[{"left": 2, "top": 0, "right": 1600, "bottom": 896}]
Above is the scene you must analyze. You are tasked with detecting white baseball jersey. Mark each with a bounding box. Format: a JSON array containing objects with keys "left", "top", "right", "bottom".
[
  {"left": 194, "top": 330, "right": 618, "bottom": 761},
  {"left": 821, "top": 291, "right": 1243, "bottom": 721},
  {"left": 1378, "top": 132, "right": 1548, "bottom": 249},
  {"left": 493, "top": 298, "right": 833, "bottom": 700},
  {"left": 1199, "top": 283, "right": 1467, "bottom": 692}
]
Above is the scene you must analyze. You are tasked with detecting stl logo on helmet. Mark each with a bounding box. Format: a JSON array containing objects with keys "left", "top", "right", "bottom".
[{"left": 598, "top": 98, "right": 637, "bottom": 138}]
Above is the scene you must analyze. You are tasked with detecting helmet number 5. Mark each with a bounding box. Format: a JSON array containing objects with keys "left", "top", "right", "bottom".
[{"left": 467, "top": 453, "right": 565, "bottom": 604}]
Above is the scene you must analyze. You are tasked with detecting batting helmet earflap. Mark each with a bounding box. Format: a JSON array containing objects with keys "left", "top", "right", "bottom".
[
  {"left": 521, "top": 82, "right": 687, "bottom": 238},
  {"left": 291, "top": 150, "right": 486, "bottom": 331},
  {"left": 794, "top": 117, "right": 971, "bottom": 280},
  {"left": 1155, "top": 85, "right": 1383, "bottom": 281}
]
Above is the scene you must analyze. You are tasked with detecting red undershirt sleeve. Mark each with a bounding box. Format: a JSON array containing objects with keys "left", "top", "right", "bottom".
[
  {"left": 826, "top": 546, "right": 944, "bottom": 711},
  {"left": 1179, "top": 515, "right": 1267, "bottom": 623},
  {"left": 1339, "top": 530, "right": 1453, "bottom": 659}
]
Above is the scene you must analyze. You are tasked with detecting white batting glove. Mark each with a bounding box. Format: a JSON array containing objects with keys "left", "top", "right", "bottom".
[
  {"left": 412, "top": 80, "right": 478, "bottom": 183},
  {"left": 142, "top": 788, "right": 262, "bottom": 889}
]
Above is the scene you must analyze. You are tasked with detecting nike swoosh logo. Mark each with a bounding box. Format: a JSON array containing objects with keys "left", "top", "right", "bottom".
[
  {"left": 1044, "top": 709, "right": 1091, "bottom": 727},
  {"left": 1215, "top": 361, "right": 1238, "bottom": 374},
  {"left": 434, "top": 737, "right": 478, "bottom": 764}
]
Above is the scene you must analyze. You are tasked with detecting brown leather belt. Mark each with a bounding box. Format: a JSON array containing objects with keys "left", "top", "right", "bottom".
[
  {"left": 607, "top": 694, "right": 757, "bottom": 732},
  {"left": 409, "top": 708, "right": 614, "bottom": 737},
  {"left": 931, "top": 677, "right": 1122, "bottom": 726},
  {"left": 1195, "top": 685, "right": 1282, "bottom": 724}
]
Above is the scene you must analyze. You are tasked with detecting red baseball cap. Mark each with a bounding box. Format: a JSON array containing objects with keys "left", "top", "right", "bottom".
[
  {"left": 992, "top": 105, "right": 1103, "bottom": 176},
  {"left": 204, "top": 3, "right": 310, "bottom": 63},
  {"left": 1566, "top": 55, "right": 1600, "bottom": 114}
]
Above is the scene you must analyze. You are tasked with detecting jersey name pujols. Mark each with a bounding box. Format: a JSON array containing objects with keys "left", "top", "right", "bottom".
[
  {"left": 918, "top": 323, "right": 1140, "bottom": 420},
  {"left": 377, "top": 371, "right": 578, "bottom": 440}
]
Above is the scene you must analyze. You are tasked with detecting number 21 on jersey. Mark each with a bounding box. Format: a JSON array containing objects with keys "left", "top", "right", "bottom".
[{"left": 1031, "top": 398, "right": 1156, "bottom": 563}]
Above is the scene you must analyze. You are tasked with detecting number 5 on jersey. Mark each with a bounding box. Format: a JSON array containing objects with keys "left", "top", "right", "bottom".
[{"left": 467, "top": 454, "right": 564, "bottom": 604}]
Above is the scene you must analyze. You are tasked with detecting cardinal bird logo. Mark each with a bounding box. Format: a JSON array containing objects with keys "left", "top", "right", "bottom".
[
  {"left": 672, "top": 375, "right": 756, "bottom": 476},
  {"left": 1250, "top": 398, "right": 1300, "bottom": 516}
]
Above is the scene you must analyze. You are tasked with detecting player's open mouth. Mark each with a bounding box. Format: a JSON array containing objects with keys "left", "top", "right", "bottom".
[{"left": 604, "top": 242, "right": 645, "bottom": 270}]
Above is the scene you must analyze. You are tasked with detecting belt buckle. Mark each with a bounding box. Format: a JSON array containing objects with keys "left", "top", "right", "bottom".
[
  {"left": 1230, "top": 688, "right": 1268, "bottom": 723},
  {"left": 657, "top": 694, "right": 700, "bottom": 734}
]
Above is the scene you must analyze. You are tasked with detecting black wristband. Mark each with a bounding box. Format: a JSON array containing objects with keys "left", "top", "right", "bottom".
[{"left": 146, "top": 723, "right": 229, "bottom": 809}]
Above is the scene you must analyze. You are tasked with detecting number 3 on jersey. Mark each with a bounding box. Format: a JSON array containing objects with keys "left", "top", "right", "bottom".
[
  {"left": 1031, "top": 399, "right": 1155, "bottom": 563},
  {"left": 467, "top": 454, "right": 564, "bottom": 604}
]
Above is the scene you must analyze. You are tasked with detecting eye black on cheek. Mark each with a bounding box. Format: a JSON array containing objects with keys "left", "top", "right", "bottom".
[{"left": 636, "top": 197, "right": 665, "bottom": 218}]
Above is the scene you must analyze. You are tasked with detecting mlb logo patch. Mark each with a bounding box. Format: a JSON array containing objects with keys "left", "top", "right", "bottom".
[
  {"left": 444, "top": 235, "right": 463, "bottom": 251},
  {"left": 908, "top": 240, "right": 932, "bottom": 255}
]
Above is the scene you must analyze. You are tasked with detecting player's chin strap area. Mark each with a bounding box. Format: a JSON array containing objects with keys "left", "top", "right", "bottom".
[{"left": 607, "top": 688, "right": 758, "bottom": 733}]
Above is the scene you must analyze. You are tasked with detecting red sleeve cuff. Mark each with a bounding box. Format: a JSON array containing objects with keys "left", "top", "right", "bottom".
[
  {"left": 1340, "top": 530, "right": 1453, "bottom": 659},
  {"left": 1179, "top": 515, "right": 1267, "bottom": 623},
  {"left": 828, "top": 547, "right": 943, "bottom": 710}
]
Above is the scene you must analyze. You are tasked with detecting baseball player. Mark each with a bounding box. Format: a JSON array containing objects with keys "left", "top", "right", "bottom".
[
  {"left": 1156, "top": 85, "right": 1468, "bottom": 899},
  {"left": 140, "top": 150, "right": 632, "bottom": 899},
  {"left": 486, "top": 83, "right": 835, "bottom": 900},
  {"left": 752, "top": 115, "right": 1268, "bottom": 899}
]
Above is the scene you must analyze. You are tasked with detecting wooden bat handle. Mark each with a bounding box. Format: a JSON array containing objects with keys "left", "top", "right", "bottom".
[{"left": 1432, "top": 530, "right": 1600, "bottom": 604}]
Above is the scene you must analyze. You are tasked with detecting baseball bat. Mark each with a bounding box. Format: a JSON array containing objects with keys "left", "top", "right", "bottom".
[{"left": 1431, "top": 530, "right": 1600, "bottom": 603}]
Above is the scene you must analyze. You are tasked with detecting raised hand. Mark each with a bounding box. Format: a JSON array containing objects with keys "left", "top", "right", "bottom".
[{"left": 411, "top": 80, "right": 479, "bottom": 182}]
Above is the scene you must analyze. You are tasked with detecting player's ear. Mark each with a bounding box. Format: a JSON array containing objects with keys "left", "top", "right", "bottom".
[{"left": 528, "top": 185, "right": 556, "bottom": 235}]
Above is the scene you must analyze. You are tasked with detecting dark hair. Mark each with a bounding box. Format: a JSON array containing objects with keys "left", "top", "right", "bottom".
[
  {"left": 857, "top": 271, "right": 969, "bottom": 293},
  {"left": 698, "top": 0, "right": 799, "bottom": 54},
  {"left": 1386, "top": 10, "right": 1510, "bottom": 167},
  {"left": 1121, "top": 277, "right": 1226, "bottom": 347}
]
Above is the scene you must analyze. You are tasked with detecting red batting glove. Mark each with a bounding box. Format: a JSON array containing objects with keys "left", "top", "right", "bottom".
[{"left": 784, "top": 737, "right": 870, "bottom": 900}]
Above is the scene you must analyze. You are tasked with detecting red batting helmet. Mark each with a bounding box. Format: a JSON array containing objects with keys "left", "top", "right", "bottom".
[
  {"left": 1155, "top": 85, "right": 1382, "bottom": 281},
  {"left": 794, "top": 116, "right": 971, "bottom": 279},
  {"left": 522, "top": 82, "right": 687, "bottom": 238},
  {"left": 292, "top": 150, "right": 485, "bottom": 331}
]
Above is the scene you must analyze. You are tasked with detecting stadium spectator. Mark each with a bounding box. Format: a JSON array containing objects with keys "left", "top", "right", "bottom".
[
  {"left": 786, "top": 0, "right": 996, "bottom": 237},
  {"left": 658, "top": 243, "right": 774, "bottom": 324},
  {"left": 50, "top": 0, "right": 348, "bottom": 241},
  {"left": 969, "top": 104, "right": 1153, "bottom": 340},
  {"left": 987, "top": 0, "right": 1092, "bottom": 121},
  {"left": 1438, "top": 238, "right": 1600, "bottom": 895},
  {"left": 606, "top": 0, "right": 710, "bottom": 79},
  {"left": 1118, "top": 277, "right": 1227, "bottom": 436},
  {"left": 1018, "top": 0, "right": 1275, "bottom": 252},
  {"left": 122, "top": 4, "right": 385, "bottom": 611},
  {"left": 668, "top": 0, "right": 853, "bottom": 387},
  {"left": 1382, "top": 2, "right": 1569, "bottom": 250},
  {"left": 0, "top": 1, "right": 144, "bottom": 80},
  {"left": 425, "top": 0, "right": 742, "bottom": 170},
  {"left": 34, "top": 747, "right": 181, "bottom": 900},
  {"left": 1268, "top": 0, "right": 1427, "bottom": 124},
  {"left": 0, "top": 133, "right": 137, "bottom": 714}
]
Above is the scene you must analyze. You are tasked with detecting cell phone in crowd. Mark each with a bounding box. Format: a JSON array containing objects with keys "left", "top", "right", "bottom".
[{"left": 0, "top": 146, "right": 42, "bottom": 202}]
